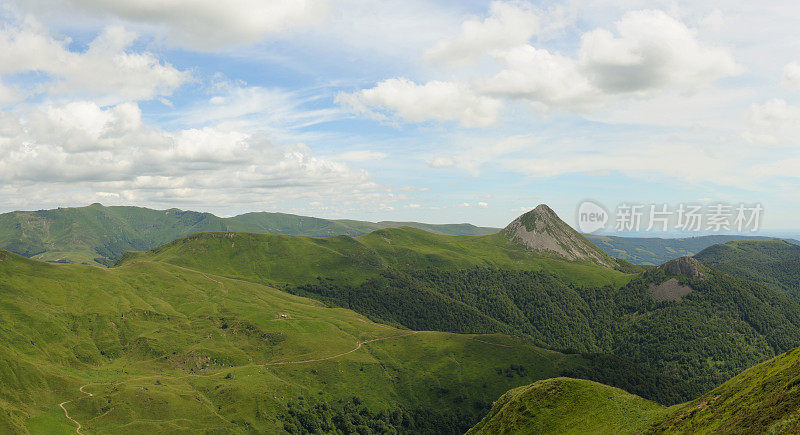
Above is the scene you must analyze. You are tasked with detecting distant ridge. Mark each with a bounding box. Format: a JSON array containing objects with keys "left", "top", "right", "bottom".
[
  {"left": 586, "top": 234, "right": 800, "bottom": 265},
  {"left": 0, "top": 203, "right": 499, "bottom": 266},
  {"left": 504, "top": 204, "right": 617, "bottom": 268}
]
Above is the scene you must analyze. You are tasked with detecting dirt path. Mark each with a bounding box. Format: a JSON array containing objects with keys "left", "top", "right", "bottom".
[
  {"left": 58, "top": 330, "right": 418, "bottom": 433},
  {"left": 164, "top": 263, "right": 228, "bottom": 293},
  {"left": 59, "top": 384, "right": 102, "bottom": 434},
  {"left": 470, "top": 337, "right": 515, "bottom": 348}
]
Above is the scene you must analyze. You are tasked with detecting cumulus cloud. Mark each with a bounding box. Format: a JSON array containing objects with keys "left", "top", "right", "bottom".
[
  {"left": 345, "top": 9, "right": 740, "bottom": 125},
  {"left": 16, "top": 0, "right": 327, "bottom": 50},
  {"left": 336, "top": 78, "right": 502, "bottom": 127},
  {"left": 579, "top": 10, "right": 740, "bottom": 93},
  {"left": 482, "top": 45, "right": 598, "bottom": 108},
  {"left": 782, "top": 62, "right": 800, "bottom": 90},
  {"left": 0, "top": 19, "right": 189, "bottom": 102},
  {"left": 484, "top": 10, "right": 740, "bottom": 108},
  {"left": 423, "top": 0, "right": 541, "bottom": 67},
  {"left": 0, "top": 101, "right": 385, "bottom": 208}
]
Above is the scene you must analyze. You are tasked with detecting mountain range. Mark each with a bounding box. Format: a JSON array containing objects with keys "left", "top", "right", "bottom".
[
  {"left": 0, "top": 203, "right": 497, "bottom": 266},
  {"left": 2, "top": 203, "right": 793, "bottom": 268},
  {"left": 1, "top": 203, "right": 800, "bottom": 432}
]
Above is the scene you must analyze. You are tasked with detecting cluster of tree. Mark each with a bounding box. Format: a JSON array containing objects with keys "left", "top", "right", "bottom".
[
  {"left": 562, "top": 353, "right": 699, "bottom": 405},
  {"left": 280, "top": 396, "right": 481, "bottom": 434},
  {"left": 288, "top": 266, "right": 800, "bottom": 402},
  {"left": 695, "top": 240, "right": 800, "bottom": 299}
]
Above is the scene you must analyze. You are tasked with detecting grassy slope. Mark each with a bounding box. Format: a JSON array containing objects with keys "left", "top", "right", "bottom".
[
  {"left": 467, "top": 378, "right": 665, "bottom": 434},
  {"left": 587, "top": 234, "right": 800, "bottom": 265},
  {"left": 118, "top": 229, "right": 631, "bottom": 289},
  {"left": 0, "top": 204, "right": 499, "bottom": 266},
  {"left": 695, "top": 239, "right": 800, "bottom": 299},
  {"left": 653, "top": 346, "right": 800, "bottom": 432},
  {"left": 120, "top": 231, "right": 800, "bottom": 399},
  {"left": 0, "top": 251, "right": 581, "bottom": 433},
  {"left": 471, "top": 344, "right": 800, "bottom": 434}
]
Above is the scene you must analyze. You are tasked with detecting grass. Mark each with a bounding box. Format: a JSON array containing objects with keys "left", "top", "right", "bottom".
[
  {"left": 119, "top": 228, "right": 631, "bottom": 289},
  {"left": 0, "top": 251, "right": 586, "bottom": 433},
  {"left": 652, "top": 346, "right": 800, "bottom": 432},
  {"left": 0, "top": 204, "right": 498, "bottom": 266},
  {"left": 468, "top": 377, "right": 666, "bottom": 434},
  {"left": 469, "top": 345, "right": 800, "bottom": 434}
]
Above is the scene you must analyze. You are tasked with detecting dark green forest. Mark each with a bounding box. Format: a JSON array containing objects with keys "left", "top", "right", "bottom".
[{"left": 289, "top": 265, "right": 800, "bottom": 401}]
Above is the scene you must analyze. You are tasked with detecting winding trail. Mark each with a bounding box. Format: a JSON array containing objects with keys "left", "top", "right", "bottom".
[
  {"left": 58, "top": 330, "right": 418, "bottom": 433},
  {"left": 59, "top": 384, "right": 105, "bottom": 434},
  {"left": 470, "top": 337, "right": 515, "bottom": 348}
]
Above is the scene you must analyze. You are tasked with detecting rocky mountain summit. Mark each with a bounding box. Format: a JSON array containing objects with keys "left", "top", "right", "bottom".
[{"left": 504, "top": 204, "right": 618, "bottom": 268}]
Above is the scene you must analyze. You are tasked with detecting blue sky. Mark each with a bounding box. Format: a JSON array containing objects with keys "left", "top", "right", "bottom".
[{"left": 0, "top": 0, "right": 799, "bottom": 232}]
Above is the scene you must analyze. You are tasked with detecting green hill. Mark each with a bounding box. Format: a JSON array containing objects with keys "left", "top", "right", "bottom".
[
  {"left": 653, "top": 345, "right": 800, "bottom": 432},
  {"left": 119, "top": 228, "right": 629, "bottom": 288},
  {"left": 587, "top": 234, "right": 800, "bottom": 265},
  {"left": 695, "top": 239, "right": 800, "bottom": 299},
  {"left": 471, "top": 345, "right": 800, "bottom": 434},
  {"left": 467, "top": 378, "right": 665, "bottom": 434},
  {"left": 118, "top": 228, "right": 800, "bottom": 401},
  {"left": 0, "top": 204, "right": 499, "bottom": 266},
  {"left": 0, "top": 250, "right": 592, "bottom": 433}
]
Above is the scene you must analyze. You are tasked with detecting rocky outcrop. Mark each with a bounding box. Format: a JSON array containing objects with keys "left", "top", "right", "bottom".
[
  {"left": 503, "top": 204, "right": 617, "bottom": 268},
  {"left": 660, "top": 256, "right": 706, "bottom": 279}
]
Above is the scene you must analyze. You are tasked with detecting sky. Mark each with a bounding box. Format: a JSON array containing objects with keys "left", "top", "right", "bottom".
[{"left": 0, "top": 0, "right": 799, "bottom": 231}]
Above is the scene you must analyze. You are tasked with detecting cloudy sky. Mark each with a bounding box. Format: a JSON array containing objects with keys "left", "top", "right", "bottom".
[{"left": 0, "top": 0, "right": 799, "bottom": 230}]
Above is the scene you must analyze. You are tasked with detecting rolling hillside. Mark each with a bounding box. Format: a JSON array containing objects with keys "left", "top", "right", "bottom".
[
  {"left": 467, "top": 378, "right": 665, "bottom": 434},
  {"left": 695, "top": 239, "right": 800, "bottom": 299},
  {"left": 470, "top": 345, "right": 800, "bottom": 433},
  {"left": 0, "top": 250, "right": 587, "bottom": 433},
  {"left": 0, "top": 204, "right": 499, "bottom": 266},
  {"left": 118, "top": 216, "right": 800, "bottom": 401},
  {"left": 586, "top": 233, "right": 800, "bottom": 265}
]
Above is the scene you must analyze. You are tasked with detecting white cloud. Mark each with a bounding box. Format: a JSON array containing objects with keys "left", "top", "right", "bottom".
[
  {"left": 336, "top": 78, "right": 502, "bottom": 127},
  {"left": 429, "top": 157, "right": 455, "bottom": 168},
  {"left": 338, "top": 150, "right": 388, "bottom": 161},
  {"left": 748, "top": 99, "right": 800, "bottom": 128},
  {"left": 0, "top": 81, "right": 22, "bottom": 106},
  {"left": 579, "top": 10, "right": 741, "bottom": 93},
  {"left": 741, "top": 99, "right": 800, "bottom": 148},
  {"left": 0, "top": 19, "right": 189, "bottom": 102},
  {"left": 478, "top": 201, "right": 488, "bottom": 208},
  {"left": 16, "top": 0, "right": 328, "bottom": 50},
  {"left": 346, "top": 9, "right": 741, "bottom": 126},
  {"left": 483, "top": 10, "right": 740, "bottom": 109},
  {"left": 176, "top": 84, "right": 342, "bottom": 141},
  {"left": 428, "top": 135, "right": 531, "bottom": 175},
  {"left": 0, "top": 101, "right": 387, "bottom": 208},
  {"left": 424, "top": 1, "right": 540, "bottom": 68},
  {"left": 782, "top": 62, "right": 800, "bottom": 90},
  {"left": 482, "top": 44, "right": 598, "bottom": 108},
  {"left": 458, "top": 202, "right": 471, "bottom": 207}
]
